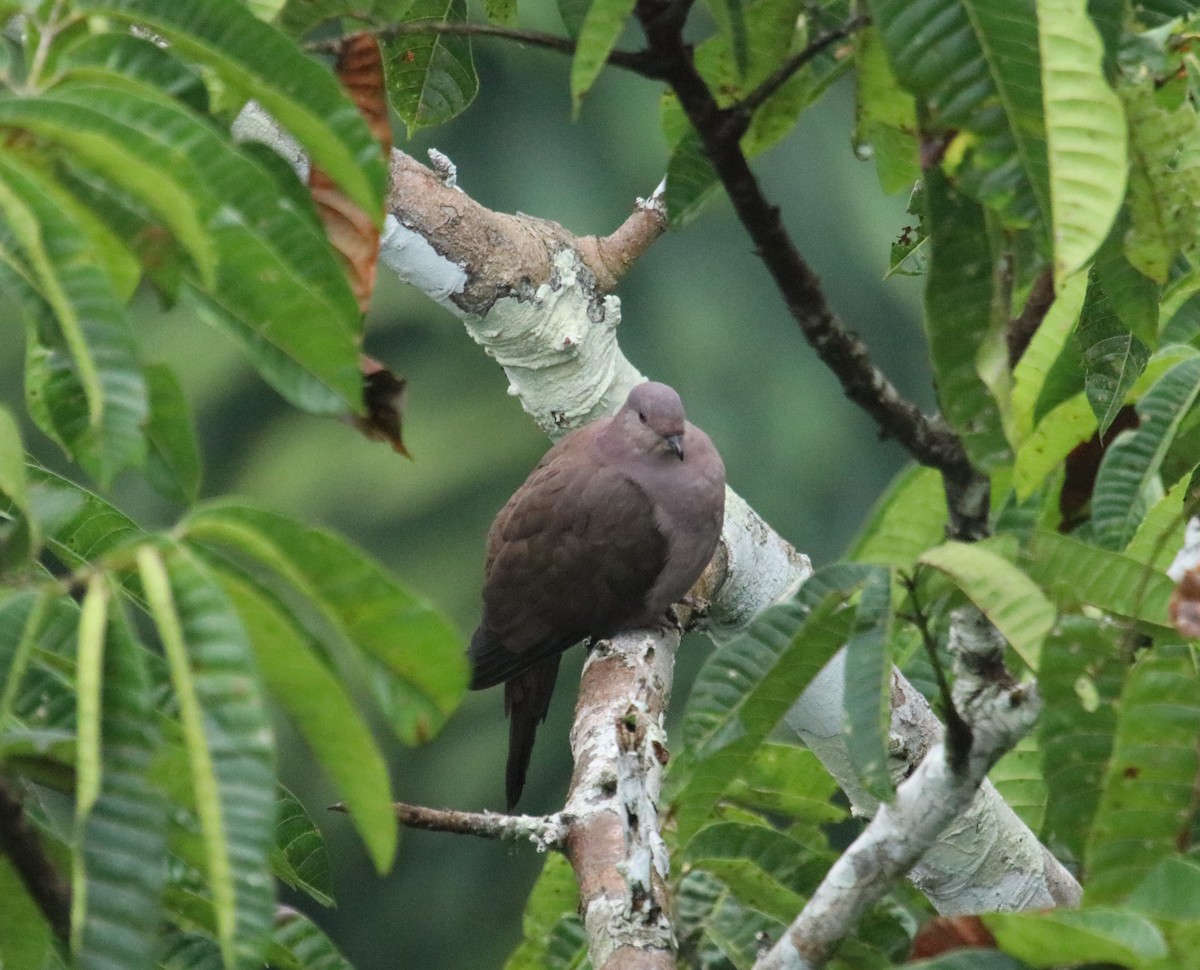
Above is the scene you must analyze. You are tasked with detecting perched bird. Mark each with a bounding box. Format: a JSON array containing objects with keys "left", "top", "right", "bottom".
[{"left": 469, "top": 381, "right": 726, "bottom": 809}]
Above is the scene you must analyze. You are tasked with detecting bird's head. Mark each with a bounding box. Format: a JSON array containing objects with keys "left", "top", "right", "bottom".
[{"left": 622, "top": 382, "right": 687, "bottom": 460}]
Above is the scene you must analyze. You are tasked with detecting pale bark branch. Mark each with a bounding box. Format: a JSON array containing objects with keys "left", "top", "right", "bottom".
[
  {"left": 757, "top": 608, "right": 1042, "bottom": 970},
  {"left": 331, "top": 800, "right": 567, "bottom": 849},
  {"left": 234, "top": 103, "right": 1082, "bottom": 967}
]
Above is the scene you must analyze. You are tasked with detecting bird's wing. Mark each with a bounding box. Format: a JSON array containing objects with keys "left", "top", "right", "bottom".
[{"left": 469, "top": 453, "right": 668, "bottom": 689}]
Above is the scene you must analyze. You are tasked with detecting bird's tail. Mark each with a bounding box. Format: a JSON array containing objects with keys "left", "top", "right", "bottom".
[{"left": 503, "top": 655, "right": 562, "bottom": 811}]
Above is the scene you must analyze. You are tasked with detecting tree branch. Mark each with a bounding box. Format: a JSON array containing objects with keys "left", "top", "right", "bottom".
[
  {"left": 235, "top": 103, "right": 1082, "bottom": 961},
  {"left": 633, "top": 4, "right": 990, "bottom": 540},
  {"left": 318, "top": 20, "right": 664, "bottom": 79},
  {"left": 0, "top": 775, "right": 71, "bottom": 943},
  {"left": 758, "top": 609, "right": 1041, "bottom": 970},
  {"left": 331, "top": 799, "right": 568, "bottom": 848}
]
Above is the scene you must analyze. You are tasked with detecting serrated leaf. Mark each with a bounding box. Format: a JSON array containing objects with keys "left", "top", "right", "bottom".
[
  {"left": 74, "top": 600, "right": 168, "bottom": 970},
  {"left": 382, "top": 0, "right": 478, "bottom": 134},
  {"left": 923, "top": 168, "right": 1010, "bottom": 471},
  {"left": 1092, "top": 356, "right": 1200, "bottom": 550},
  {"left": 985, "top": 909, "right": 1167, "bottom": 966},
  {"left": 183, "top": 502, "right": 466, "bottom": 745},
  {"left": 919, "top": 541, "right": 1054, "bottom": 670},
  {"left": 77, "top": 0, "right": 386, "bottom": 219},
  {"left": 0, "top": 152, "right": 148, "bottom": 486},
  {"left": 870, "top": 0, "right": 1049, "bottom": 228},
  {"left": 668, "top": 565, "right": 866, "bottom": 843},
  {"left": 1037, "top": 0, "right": 1126, "bottom": 283},
  {"left": 570, "top": 0, "right": 636, "bottom": 108},
  {"left": 270, "top": 785, "right": 333, "bottom": 908},
  {"left": 1084, "top": 644, "right": 1200, "bottom": 903},
  {"left": 138, "top": 545, "right": 275, "bottom": 970},
  {"left": 216, "top": 572, "right": 396, "bottom": 873},
  {"left": 143, "top": 364, "right": 202, "bottom": 506}
]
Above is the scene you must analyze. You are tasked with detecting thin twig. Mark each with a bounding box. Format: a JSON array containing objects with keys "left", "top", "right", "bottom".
[
  {"left": 901, "top": 572, "right": 972, "bottom": 773},
  {"left": 330, "top": 800, "right": 568, "bottom": 850},
  {"left": 735, "top": 15, "right": 870, "bottom": 124},
  {"left": 0, "top": 776, "right": 71, "bottom": 942},
  {"left": 633, "top": 2, "right": 990, "bottom": 540},
  {"left": 312, "top": 21, "right": 664, "bottom": 78}
]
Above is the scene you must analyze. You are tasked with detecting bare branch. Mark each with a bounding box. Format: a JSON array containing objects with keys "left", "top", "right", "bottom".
[
  {"left": 331, "top": 800, "right": 568, "bottom": 849},
  {"left": 633, "top": 4, "right": 990, "bottom": 540},
  {"left": 313, "top": 21, "right": 664, "bottom": 78}
]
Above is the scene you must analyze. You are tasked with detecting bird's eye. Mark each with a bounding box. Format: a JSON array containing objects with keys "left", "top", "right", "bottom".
[{"left": 638, "top": 411, "right": 647, "bottom": 423}]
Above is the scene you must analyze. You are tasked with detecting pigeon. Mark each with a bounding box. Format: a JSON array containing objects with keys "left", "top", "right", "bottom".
[{"left": 469, "top": 381, "right": 726, "bottom": 809}]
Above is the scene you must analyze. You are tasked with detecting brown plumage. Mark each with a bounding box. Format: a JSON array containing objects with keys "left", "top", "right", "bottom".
[{"left": 469, "top": 382, "right": 726, "bottom": 808}]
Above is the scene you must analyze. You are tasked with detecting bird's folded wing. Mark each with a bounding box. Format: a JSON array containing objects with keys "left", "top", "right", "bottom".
[{"left": 469, "top": 461, "right": 668, "bottom": 689}]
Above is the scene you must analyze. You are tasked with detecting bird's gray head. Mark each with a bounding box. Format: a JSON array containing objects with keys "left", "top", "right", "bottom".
[{"left": 621, "top": 382, "right": 687, "bottom": 460}]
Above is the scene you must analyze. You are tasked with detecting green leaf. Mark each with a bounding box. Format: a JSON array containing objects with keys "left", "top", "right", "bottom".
[
  {"left": 906, "top": 954, "right": 1025, "bottom": 970},
  {"left": 1037, "top": 0, "right": 1126, "bottom": 284},
  {"left": 277, "top": 0, "right": 417, "bottom": 37},
  {"left": 676, "top": 869, "right": 785, "bottom": 970},
  {"left": 271, "top": 908, "right": 355, "bottom": 970},
  {"left": 706, "top": 0, "right": 748, "bottom": 78},
  {"left": 854, "top": 25, "right": 919, "bottom": 194},
  {"left": 217, "top": 572, "right": 396, "bottom": 873},
  {"left": 0, "top": 81, "right": 363, "bottom": 414},
  {"left": 1076, "top": 271, "right": 1150, "bottom": 437},
  {"left": 662, "top": 0, "right": 850, "bottom": 223},
  {"left": 556, "top": 0, "right": 588, "bottom": 38},
  {"left": 722, "top": 742, "right": 843, "bottom": 829},
  {"left": 143, "top": 364, "right": 202, "bottom": 506},
  {"left": 923, "top": 168, "right": 1009, "bottom": 470},
  {"left": 0, "top": 590, "right": 55, "bottom": 740},
  {"left": 0, "top": 407, "right": 36, "bottom": 571},
  {"left": 504, "top": 854, "right": 586, "bottom": 970},
  {"left": 988, "top": 733, "right": 1045, "bottom": 834},
  {"left": 869, "top": 0, "right": 1049, "bottom": 228},
  {"left": 1092, "top": 356, "right": 1200, "bottom": 550},
  {"left": 570, "top": 0, "right": 636, "bottom": 108},
  {"left": 183, "top": 501, "right": 466, "bottom": 745},
  {"left": 74, "top": 600, "right": 168, "bottom": 970},
  {"left": 1037, "top": 616, "right": 1121, "bottom": 861},
  {"left": 483, "top": 0, "right": 516, "bottom": 27},
  {"left": 26, "top": 466, "right": 146, "bottom": 571},
  {"left": 74, "top": 577, "right": 108, "bottom": 829},
  {"left": 919, "top": 541, "right": 1055, "bottom": 671},
  {"left": 1085, "top": 644, "right": 1200, "bottom": 903},
  {"left": 76, "top": 0, "right": 386, "bottom": 218},
  {"left": 1121, "top": 80, "right": 1200, "bottom": 282},
  {"left": 0, "top": 856, "right": 52, "bottom": 970},
  {"left": 1010, "top": 271, "right": 1086, "bottom": 445},
  {"left": 382, "top": 0, "right": 479, "bottom": 134},
  {"left": 1024, "top": 531, "right": 1172, "bottom": 628},
  {"left": 668, "top": 565, "right": 865, "bottom": 844},
  {"left": 270, "top": 785, "right": 334, "bottom": 908},
  {"left": 0, "top": 152, "right": 148, "bottom": 486},
  {"left": 847, "top": 464, "right": 947, "bottom": 568},
  {"left": 137, "top": 545, "right": 275, "bottom": 969},
  {"left": 59, "top": 32, "right": 209, "bottom": 112},
  {"left": 842, "top": 569, "right": 893, "bottom": 799},
  {"left": 682, "top": 822, "right": 820, "bottom": 921},
  {"left": 984, "top": 908, "right": 1167, "bottom": 967},
  {"left": 1127, "top": 856, "right": 1200, "bottom": 922},
  {"left": 1124, "top": 476, "right": 1189, "bottom": 572},
  {"left": 1093, "top": 211, "right": 1160, "bottom": 347}
]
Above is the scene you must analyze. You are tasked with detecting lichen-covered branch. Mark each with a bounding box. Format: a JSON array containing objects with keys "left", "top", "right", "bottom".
[
  {"left": 757, "top": 609, "right": 1042, "bottom": 970},
  {"left": 333, "top": 800, "right": 567, "bottom": 849}
]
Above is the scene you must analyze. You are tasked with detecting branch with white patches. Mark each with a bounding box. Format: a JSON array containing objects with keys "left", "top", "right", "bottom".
[
  {"left": 756, "top": 608, "right": 1043, "bottom": 970},
  {"left": 234, "top": 103, "right": 1081, "bottom": 960}
]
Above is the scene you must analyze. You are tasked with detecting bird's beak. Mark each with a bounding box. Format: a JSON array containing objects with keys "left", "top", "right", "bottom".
[{"left": 666, "top": 434, "right": 684, "bottom": 460}]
